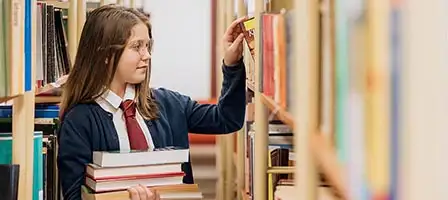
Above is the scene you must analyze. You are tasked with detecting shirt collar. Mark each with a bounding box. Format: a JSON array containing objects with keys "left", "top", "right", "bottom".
[{"left": 96, "top": 84, "right": 136, "bottom": 112}]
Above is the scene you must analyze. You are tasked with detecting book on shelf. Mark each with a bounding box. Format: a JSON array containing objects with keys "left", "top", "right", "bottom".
[
  {"left": 235, "top": 17, "right": 255, "bottom": 59},
  {"left": 239, "top": 11, "right": 292, "bottom": 110},
  {"left": 84, "top": 147, "right": 202, "bottom": 199},
  {"left": 244, "top": 122, "right": 294, "bottom": 199},
  {"left": 0, "top": 131, "right": 44, "bottom": 200},
  {"left": 235, "top": 17, "right": 256, "bottom": 89},
  {"left": 259, "top": 11, "right": 291, "bottom": 110},
  {"left": 36, "top": 2, "right": 70, "bottom": 92},
  {"left": 0, "top": 1, "right": 70, "bottom": 99},
  {"left": 1, "top": 0, "right": 32, "bottom": 96},
  {"left": 0, "top": 104, "right": 61, "bottom": 200}
]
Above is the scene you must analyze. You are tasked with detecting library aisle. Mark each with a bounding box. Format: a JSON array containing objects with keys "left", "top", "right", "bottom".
[{"left": 1, "top": 0, "right": 448, "bottom": 200}]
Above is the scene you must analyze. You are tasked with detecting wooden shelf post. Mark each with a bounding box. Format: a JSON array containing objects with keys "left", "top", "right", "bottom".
[
  {"left": 293, "top": 0, "right": 320, "bottom": 198},
  {"left": 215, "top": 0, "right": 227, "bottom": 199},
  {"left": 253, "top": 0, "right": 269, "bottom": 200},
  {"left": 224, "top": 0, "right": 236, "bottom": 199},
  {"left": 77, "top": 0, "right": 86, "bottom": 43},
  {"left": 236, "top": 1, "right": 247, "bottom": 199},
  {"left": 68, "top": 0, "right": 77, "bottom": 66},
  {"left": 11, "top": 1, "right": 37, "bottom": 200}
]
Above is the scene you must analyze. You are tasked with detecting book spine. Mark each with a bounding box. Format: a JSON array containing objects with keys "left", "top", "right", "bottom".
[{"left": 24, "top": 0, "right": 31, "bottom": 91}]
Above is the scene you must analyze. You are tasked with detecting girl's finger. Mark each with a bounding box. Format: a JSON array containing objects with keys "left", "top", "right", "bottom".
[
  {"left": 128, "top": 187, "right": 140, "bottom": 200},
  {"left": 229, "top": 33, "right": 245, "bottom": 51},
  {"left": 144, "top": 186, "right": 155, "bottom": 200},
  {"left": 136, "top": 185, "right": 147, "bottom": 200}
]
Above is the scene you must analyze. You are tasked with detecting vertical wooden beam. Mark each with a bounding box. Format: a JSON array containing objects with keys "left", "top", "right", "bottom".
[
  {"left": 68, "top": 0, "right": 77, "bottom": 66},
  {"left": 77, "top": 0, "right": 86, "bottom": 43},
  {"left": 215, "top": 0, "right": 226, "bottom": 199},
  {"left": 253, "top": 0, "right": 268, "bottom": 199},
  {"left": 365, "top": 0, "right": 390, "bottom": 198},
  {"left": 224, "top": 0, "right": 236, "bottom": 197},
  {"left": 236, "top": 1, "right": 247, "bottom": 199},
  {"left": 12, "top": 94, "right": 34, "bottom": 200},
  {"left": 294, "top": 0, "right": 319, "bottom": 199},
  {"left": 210, "top": 0, "right": 217, "bottom": 99},
  {"left": 11, "top": 1, "right": 34, "bottom": 200}
]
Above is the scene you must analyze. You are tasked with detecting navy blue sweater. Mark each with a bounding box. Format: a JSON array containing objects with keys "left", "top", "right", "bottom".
[{"left": 57, "top": 60, "right": 246, "bottom": 200}]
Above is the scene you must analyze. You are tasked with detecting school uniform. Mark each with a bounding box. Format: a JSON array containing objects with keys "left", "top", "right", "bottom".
[{"left": 57, "top": 59, "right": 246, "bottom": 200}]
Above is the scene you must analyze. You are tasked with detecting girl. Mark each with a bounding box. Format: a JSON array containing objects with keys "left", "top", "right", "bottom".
[{"left": 57, "top": 4, "right": 247, "bottom": 200}]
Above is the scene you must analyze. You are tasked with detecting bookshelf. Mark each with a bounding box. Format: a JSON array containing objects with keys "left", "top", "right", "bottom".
[
  {"left": 228, "top": 0, "right": 348, "bottom": 199},
  {"left": 1, "top": 1, "right": 138, "bottom": 200},
  {"left": 1, "top": 0, "right": 40, "bottom": 200},
  {"left": 229, "top": 0, "right": 448, "bottom": 199}
]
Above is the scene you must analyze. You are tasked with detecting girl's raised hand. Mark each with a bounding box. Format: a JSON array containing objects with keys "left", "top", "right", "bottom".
[{"left": 222, "top": 16, "right": 248, "bottom": 66}]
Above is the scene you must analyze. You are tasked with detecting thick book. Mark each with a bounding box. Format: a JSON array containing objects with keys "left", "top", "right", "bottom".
[
  {"left": 81, "top": 184, "right": 203, "bottom": 200},
  {"left": 85, "top": 172, "right": 185, "bottom": 192},
  {"left": 0, "top": 164, "right": 19, "bottom": 200},
  {"left": 86, "top": 163, "right": 182, "bottom": 180},
  {"left": 92, "top": 147, "right": 189, "bottom": 167}
]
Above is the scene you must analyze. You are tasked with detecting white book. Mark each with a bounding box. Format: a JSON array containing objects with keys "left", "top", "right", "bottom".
[{"left": 93, "top": 147, "right": 189, "bottom": 167}]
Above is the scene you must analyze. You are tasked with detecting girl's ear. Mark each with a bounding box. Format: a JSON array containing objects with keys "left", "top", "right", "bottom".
[{"left": 105, "top": 58, "right": 109, "bottom": 65}]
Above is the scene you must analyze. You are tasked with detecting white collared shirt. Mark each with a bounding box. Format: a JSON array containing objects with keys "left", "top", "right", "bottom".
[{"left": 95, "top": 84, "right": 155, "bottom": 151}]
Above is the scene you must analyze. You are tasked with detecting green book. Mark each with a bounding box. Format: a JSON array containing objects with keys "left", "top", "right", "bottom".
[
  {"left": 0, "top": 132, "right": 43, "bottom": 200},
  {"left": 0, "top": 0, "right": 7, "bottom": 97}
]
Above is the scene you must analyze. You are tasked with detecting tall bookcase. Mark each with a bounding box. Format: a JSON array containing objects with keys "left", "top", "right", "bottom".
[
  {"left": 228, "top": 0, "right": 448, "bottom": 199},
  {"left": 226, "top": 0, "right": 346, "bottom": 199},
  {"left": 248, "top": 0, "right": 321, "bottom": 199},
  {"left": 2, "top": 1, "right": 139, "bottom": 200}
]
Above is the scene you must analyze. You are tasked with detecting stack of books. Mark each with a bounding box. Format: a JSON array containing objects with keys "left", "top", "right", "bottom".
[{"left": 81, "top": 147, "right": 203, "bottom": 200}]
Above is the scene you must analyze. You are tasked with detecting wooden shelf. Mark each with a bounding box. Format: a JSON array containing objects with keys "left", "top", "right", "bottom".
[
  {"left": 260, "top": 93, "right": 294, "bottom": 129},
  {"left": 267, "top": 166, "right": 295, "bottom": 174},
  {"left": 0, "top": 95, "right": 19, "bottom": 103},
  {"left": 35, "top": 96, "right": 61, "bottom": 104},
  {"left": 40, "top": 0, "right": 70, "bottom": 9}
]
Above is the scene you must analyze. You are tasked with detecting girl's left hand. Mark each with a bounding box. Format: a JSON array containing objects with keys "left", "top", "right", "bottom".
[
  {"left": 222, "top": 16, "right": 248, "bottom": 66},
  {"left": 128, "top": 185, "right": 160, "bottom": 200}
]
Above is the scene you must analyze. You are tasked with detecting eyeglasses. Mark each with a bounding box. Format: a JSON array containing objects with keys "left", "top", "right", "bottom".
[{"left": 130, "top": 39, "right": 154, "bottom": 57}]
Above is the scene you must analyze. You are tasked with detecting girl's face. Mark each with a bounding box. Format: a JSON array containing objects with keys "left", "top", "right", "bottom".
[{"left": 114, "top": 23, "right": 152, "bottom": 85}]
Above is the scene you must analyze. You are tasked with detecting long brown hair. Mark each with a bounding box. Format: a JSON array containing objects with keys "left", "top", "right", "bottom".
[{"left": 60, "top": 4, "right": 159, "bottom": 120}]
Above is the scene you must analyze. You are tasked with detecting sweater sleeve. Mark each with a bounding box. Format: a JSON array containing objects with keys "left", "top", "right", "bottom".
[
  {"left": 57, "top": 106, "right": 93, "bottom": 200},
  {"left": 184, "top": 58, "right": 246, "bottom": 134}
]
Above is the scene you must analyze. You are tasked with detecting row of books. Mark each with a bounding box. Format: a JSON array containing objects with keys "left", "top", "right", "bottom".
[
  {"left": 0, "top": 0, "right": 70, "bottom": 98},
  {"left": 238, "top": 8, "right": 340, "bottom": 199},
  {"left": 0, "top": 104, "right": 61, "bottom": 200},
  {"left": 82, "top": 147, "right": 203, "bottom": 200},
  {"left": 243, "top": 110, "right": 295, "bottom": 200},
  {"left": 35, "top": 1, "right": 71, "bottom": 90},
  {"left": 238, "top": 12, "right": 292, "bottom": 111}
]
